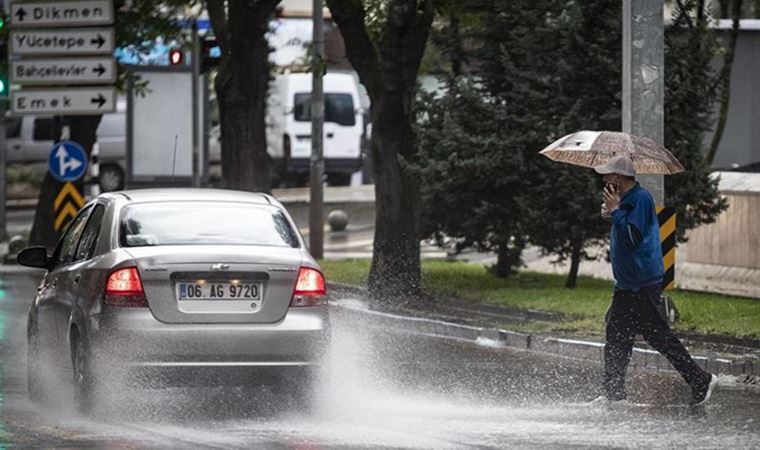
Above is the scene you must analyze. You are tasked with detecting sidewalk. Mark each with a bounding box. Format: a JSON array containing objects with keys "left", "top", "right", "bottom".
[{"left": 329, "top": 283, "right": 760, "bottom": 386}]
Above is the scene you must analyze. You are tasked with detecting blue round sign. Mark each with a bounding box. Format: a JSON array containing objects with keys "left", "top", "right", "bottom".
[{"left": 48, "top": 141, "right": 88, "bottom": 182}]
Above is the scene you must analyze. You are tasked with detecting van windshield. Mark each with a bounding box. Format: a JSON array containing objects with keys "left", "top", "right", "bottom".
[{"left": 294, "top": 93, "right": 356, "bottom": 126}]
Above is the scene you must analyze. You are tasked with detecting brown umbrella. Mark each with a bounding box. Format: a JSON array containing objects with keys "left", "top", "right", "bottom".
[{"left": 539, "top": 130, "right": 685, "bottom": 174}]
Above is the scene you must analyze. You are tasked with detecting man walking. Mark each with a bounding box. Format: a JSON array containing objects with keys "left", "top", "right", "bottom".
[{"left": 595, "top": 155, "right": 717, "bottom": 406}]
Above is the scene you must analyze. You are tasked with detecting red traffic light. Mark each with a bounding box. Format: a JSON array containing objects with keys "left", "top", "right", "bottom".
[{"left": 169, "top": 48, "right": 184, "bottom": 66}]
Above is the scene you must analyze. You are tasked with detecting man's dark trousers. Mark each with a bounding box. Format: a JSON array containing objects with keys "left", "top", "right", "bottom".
[{"left": 603, "top": 285, "right": 710, "bottom": 399}]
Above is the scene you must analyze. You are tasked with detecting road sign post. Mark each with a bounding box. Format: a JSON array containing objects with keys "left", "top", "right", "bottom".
[
  {"left": 8, "top": 0, "right": 117, "bottom": 236},
  {"left": 10, "top": 1, "right": 114, "bottom": 28},
  {"left": 12, "top": 86, "right": 116, "bottom": 114},
  {"left": 48, "top": 141, "right": 88, "bottom": 182},
  {"left": 11, "top": 57, "right": 116, "bottom": 85}
]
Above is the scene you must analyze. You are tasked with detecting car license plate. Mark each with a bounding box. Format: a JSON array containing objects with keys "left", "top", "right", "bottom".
[{"left": 176, "top": 281, "right": 261, "bottom": 301}]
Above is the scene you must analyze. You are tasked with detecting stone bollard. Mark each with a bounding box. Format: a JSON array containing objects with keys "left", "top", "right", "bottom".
[
  {"left": 327, "top": 209, "right": 349, "bottom": 232},
  {"left": 8, "top": 235, "right": 28, "bottom": 255},
  {"left": 6, "top": 235, "right": 29, "bottom": 264}
]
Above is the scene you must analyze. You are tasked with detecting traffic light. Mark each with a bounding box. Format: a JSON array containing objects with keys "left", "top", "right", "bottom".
[
  {"left": 169, "top": 48, "right": 184, "bottom": 66},
  {"left": 201, "top": 38, "right": 220, "bottom": 73}
]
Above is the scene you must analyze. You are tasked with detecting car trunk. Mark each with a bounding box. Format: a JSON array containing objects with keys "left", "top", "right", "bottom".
[{"left": 124, "top": 245, "right": 302, "bottom": 324}]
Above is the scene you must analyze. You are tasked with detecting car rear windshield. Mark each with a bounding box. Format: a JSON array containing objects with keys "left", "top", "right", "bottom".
[
  {"left": 294, "top": 93, "right": 356, "bottom": 126},
  {"left": 120, "top": 202, "right": 300, "bottom": 248}
]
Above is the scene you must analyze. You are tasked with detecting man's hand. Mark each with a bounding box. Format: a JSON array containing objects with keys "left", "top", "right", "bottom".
[{"left": 603, "top": 184, "right": 620, "bottom": 213}]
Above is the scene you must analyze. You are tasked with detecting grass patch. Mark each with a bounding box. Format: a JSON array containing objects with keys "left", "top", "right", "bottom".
[{"left": 321, "top": 259, "right": 760, "bottom": 339}]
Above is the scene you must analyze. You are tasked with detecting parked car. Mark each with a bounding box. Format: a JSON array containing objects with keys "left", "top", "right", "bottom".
[
  {"left": 6, "top": 106, "right": 128, "bottom": 192},
  {"left": 19, "top": 188, "right": 329, "bottom": 412},
  {"left": 5, "top": 103, "right": 222, "bottom": 192},
  {"left": 267, "top": 71, "right": 365, "bottom": 186}
]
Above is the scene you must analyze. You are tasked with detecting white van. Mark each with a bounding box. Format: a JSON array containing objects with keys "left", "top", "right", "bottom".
[{"left": 267, "top": 71, "right": 365, "bottom": 186}]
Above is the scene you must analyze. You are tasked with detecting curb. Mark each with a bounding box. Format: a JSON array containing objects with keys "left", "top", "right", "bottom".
[{"left": 329, "top": 283, "right": 760, "bottom": 381}]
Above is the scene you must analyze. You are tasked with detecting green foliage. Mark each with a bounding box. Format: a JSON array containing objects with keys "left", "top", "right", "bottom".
[
  {"left": 323, "top": 259, "right": 760, "bottom": 338},
  {"left": 418, "top": 0, "right": 729, "bottom": 284},
  {"left": 416, "top": 80, "right": 527, "bottom": 277},
  {"left": 419, "top": 0, "right": 621, "bottom": 282},
  {"left": 113, "top": 1, "right": 196, "bottom": 93},
  {"left": 664, "top": 5, "right": 728, "bottom": 239}
]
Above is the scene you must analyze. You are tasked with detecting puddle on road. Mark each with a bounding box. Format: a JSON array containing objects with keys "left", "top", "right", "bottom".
[{"left": 3, "top": 306, "right": 760, "bottom": 449}]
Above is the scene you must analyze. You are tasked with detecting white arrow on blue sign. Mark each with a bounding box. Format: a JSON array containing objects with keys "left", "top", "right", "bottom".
[{"left": 48, "top": 141, "right": 88, "bottom": 182}]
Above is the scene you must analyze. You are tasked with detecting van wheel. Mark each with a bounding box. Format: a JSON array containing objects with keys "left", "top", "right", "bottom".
[
  {"left": 327, "top": 173, "right": 352, "bottom": 187},
  {"left": 99, "top": 164, "right": 125, "bottom": 192}
]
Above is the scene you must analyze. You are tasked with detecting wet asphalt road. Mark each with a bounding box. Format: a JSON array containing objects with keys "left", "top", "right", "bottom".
[{"left": 1, "top": 271, "right": 759, "bottom": 449}]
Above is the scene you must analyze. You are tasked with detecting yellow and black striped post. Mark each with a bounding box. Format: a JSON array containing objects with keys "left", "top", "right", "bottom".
[{"left": 657, "top": 206, "right": 676, "bottom": 290}]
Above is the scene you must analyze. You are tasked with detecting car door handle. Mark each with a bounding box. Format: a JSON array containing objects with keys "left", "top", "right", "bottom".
[
  {"left": 73, "top": 274, "right": 81, "bottom": 285},
  {"left": 51, "top": 280, "right": 58, "bottom": 289},
  {"left": 327, "top": 133, "right": 334, "bottom": 139},
  {"left": 13, "top": 145, "right": 20, "bottom": 150}
]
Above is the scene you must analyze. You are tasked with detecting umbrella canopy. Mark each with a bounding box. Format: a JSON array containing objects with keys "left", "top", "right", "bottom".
[{"left": 539, "top": 131, "right": 685, "bottom": 175}]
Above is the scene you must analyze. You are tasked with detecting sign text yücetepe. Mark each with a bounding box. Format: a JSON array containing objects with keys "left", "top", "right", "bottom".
[{"left": 14, "top": 34, "right": 101, "bottom": 51}]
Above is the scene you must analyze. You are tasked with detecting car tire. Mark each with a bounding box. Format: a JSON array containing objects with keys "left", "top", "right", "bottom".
[
  {"left": 71, "top": 331, "right": 95, "bottom": 414},
  {"left": 27, "top": 330, "right": 46, "bottom": 404},
  {"left": 327, "top": 173, "right": 352, "bottom": 187},
  {"left": 98, "top": 164, "right": 125, "bottom": 192}
]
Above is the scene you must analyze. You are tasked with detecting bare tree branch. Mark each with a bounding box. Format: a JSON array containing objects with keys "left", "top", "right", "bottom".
[
  {"left": 707, "top": 0, "right": 743, "bottom": 164},
  {"left": 206, "top": 0, "right": 229, "bottom": 53},
  {"left": 326, "top": 0, "right": 381, "bottom": 95},
  {"left": 675, "top": 0, "right": 695, "bottom": 28}
]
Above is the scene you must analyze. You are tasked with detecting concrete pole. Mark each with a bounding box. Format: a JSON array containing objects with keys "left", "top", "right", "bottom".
[
  {"left": 309, "top": 0, "right": 325, "bottom": 259},
  {"left": 191, "top": 21, "right": 201, "bottom": 188},
  {"left": 623, "top": 0, "right": 665, "bottom": 205},
  {"left": 0, "top": 99, "right": 7, "bottom": 241}
]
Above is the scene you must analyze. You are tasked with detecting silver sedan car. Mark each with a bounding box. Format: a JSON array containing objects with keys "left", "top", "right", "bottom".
[{"left": 18, "top": 189, "right": 329, "bottom": 411}]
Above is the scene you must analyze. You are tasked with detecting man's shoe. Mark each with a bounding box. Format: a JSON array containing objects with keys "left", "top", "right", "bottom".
[{"left": 691, "top": 374, "right": 718, "bottom": 406}]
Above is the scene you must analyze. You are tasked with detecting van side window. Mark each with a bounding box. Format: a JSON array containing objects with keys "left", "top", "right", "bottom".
[
  {"left": 33, "top": 118, "right": 56, "bottom": 141},
  {"left": 294, "top": 93, "right": 356, "bottom": 126},
  {"left": 325, "top": 94, "right": 356, "bottom": 126},
  {"left": 5, "top": 118, "right": 22, "bottom": 138}
]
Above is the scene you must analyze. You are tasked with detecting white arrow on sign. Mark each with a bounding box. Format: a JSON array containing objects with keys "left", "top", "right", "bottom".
[
  {"left": 56, "top": 145, "right": 84, "bottom": 177},
  {"left": 11, "top": 87, "right": 117, "bottom": 115},
  {"left": 10, "top": 28, "right": 115, "bottom": 56},
  {"left": 11, "top": 57, "right": 117, "bottom": 85},
  {"left": 10, "top": 1, "right": 114, "bottom": 28}
]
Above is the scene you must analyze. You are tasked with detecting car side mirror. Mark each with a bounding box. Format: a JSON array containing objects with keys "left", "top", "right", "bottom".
[{"left": 17, "top": 247, "right": 52, "bottom": 270}]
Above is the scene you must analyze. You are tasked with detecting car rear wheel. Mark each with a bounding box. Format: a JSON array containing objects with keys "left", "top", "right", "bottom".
[
  {"left": 27, "top": 331, "right": 45, "bottom": 403},
  {"left": 71, "top": 332, "right": 95, "bottom": 413}
]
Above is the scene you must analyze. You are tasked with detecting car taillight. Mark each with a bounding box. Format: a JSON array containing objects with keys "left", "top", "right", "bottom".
[
  {"left": 290, "top": 267, "right": 327, "bottom": 307},
  {"left": 104, "top": 267, "right": 148, "bottom": 307}
]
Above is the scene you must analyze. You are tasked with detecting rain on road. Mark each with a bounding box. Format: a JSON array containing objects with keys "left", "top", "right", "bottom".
[{"left": 1, "top": 271, "right": 758, "bottom": 449}]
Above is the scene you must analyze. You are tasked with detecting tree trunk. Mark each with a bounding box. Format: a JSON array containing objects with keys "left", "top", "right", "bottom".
[
  {"left": 327, "top": 0, "right": 434, "bottom": 301},
  {"left": 29, "top": 116, "right": 102, "bottom": 251},
  {"left": 565, "top": 242, "right": 583, "bottom": 289},
  {"left": 492, "top": 241, "right": 523, "bottom": 279},
  {"left": 366, "top": 93, "right": 421, "bottom": 299},
  {"left": 210, "top": 0, "right": 276, "bottom": 193}
]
